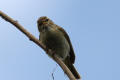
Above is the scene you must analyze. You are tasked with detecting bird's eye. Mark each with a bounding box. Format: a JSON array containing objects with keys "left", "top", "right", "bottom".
[{"left": 45, "top": 19, "right": 49, "bottom": 22}]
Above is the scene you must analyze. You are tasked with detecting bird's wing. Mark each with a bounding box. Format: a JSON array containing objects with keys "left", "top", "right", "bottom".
[{"left": 56, "top": 25, "right": 75, "bottom": 64}]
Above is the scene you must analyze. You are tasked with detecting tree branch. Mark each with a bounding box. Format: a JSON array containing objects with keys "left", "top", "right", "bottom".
[{"left": 0, "top": 11, "right": 76, "bottom": 80}]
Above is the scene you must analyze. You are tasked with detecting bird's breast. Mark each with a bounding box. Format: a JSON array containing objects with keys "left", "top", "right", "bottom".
[
  {"left": 44, "top": 30, "right": 65, "bottom": 49},
  {"left": 41, "top": 30, "right": 70, "bottom": 59}
]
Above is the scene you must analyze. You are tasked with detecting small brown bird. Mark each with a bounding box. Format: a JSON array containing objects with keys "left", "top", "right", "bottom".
[{"left": 37, "top": 16, "right": 80, "bottom": 79}]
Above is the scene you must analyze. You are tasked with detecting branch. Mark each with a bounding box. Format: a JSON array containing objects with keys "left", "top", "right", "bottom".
[{"left": 0, "top": 11, "right": 76, "bottom": 80}]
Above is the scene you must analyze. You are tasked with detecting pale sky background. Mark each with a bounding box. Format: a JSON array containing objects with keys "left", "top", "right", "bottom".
[{"left": 0, "top": 0, "right": 119, "bottom": 80}]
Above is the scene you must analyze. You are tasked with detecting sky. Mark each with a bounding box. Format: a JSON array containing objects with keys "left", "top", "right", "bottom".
[{"left": 0, "top": 0, "right": 119, "bottom": 80}]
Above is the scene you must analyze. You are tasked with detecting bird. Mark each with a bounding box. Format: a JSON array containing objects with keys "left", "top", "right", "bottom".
[{"left": 37, "top": 16, "right": 80, "bottom": 79}]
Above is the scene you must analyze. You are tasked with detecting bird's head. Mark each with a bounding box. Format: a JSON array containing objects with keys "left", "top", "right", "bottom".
[{"left": 37, "top": 16, "right": 54, "bottom": 32}]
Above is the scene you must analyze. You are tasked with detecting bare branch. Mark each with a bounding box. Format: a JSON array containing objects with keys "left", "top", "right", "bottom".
[{"left": 0, "top": 11, "right": 76, "bottom": 80}]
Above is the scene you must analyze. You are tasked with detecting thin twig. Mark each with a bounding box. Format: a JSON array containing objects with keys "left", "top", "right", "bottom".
[
  {"left": 0, "top": 11, "right": 76, "bottom": 80},
  {"left": 52, "top": 64, "right": 58, "bottom": 80}
]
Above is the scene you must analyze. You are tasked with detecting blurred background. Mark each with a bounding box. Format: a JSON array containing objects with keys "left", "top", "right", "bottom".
[{"left": 0, "top": 0, "right": 119, "bottom": 80}]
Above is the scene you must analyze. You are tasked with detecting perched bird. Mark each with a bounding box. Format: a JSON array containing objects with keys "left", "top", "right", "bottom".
[{"left": 37, "top": 16, "right": 80, "bottom": 79}]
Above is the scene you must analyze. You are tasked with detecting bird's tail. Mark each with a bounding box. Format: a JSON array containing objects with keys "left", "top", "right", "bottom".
[{"left": 64, "top": 57, "right": 81, "bottom": 79}]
